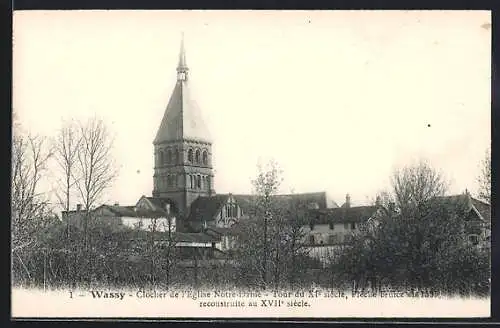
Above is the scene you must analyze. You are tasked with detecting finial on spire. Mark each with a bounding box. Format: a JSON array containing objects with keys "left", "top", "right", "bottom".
[
  {"left": 178, "top": 33, "right": 187, "bottom": 68},
  {"left": 177, "top": 32, "right": 188, "bottom": 81}
]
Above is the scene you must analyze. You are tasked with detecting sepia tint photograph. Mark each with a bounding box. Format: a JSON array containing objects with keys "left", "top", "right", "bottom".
[{"left": 12, "top": 10, "right": 491, "bottom": 318}]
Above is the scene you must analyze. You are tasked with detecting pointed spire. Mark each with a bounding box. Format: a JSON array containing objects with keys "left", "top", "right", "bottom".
[{"left": 177, "top": 32, "right": 188, "bottom": 81}]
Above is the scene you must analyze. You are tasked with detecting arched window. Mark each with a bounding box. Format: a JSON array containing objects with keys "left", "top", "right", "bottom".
[
  {"left": 202, "top": 150, "right": 208, "bottom": 165},
  {"left": 173, "top": 174, "right": 177, "bottom": 187},
  {"left": 206, "top": 176, "right": 211, "bottom": 190},
  {"left": 173, "top": 148, "right": 178, "bottom": 164},
  {"left": 190, "top": 175, "right": 194, "bottom": 189},
  {"left": 188, "top": 149, "right": 193, "bottom": 163},
  {"left": 159, "top": 150, "right": 164, "bottom": 165},
  {"left": 197, "top": 175, "right": 201, "bottom": 189},
  {"left": 165, "top": 149, "right": 172, "bottom": 164},
  {"left": 195, "top": 149, "right": 201, "bottom": 164}
]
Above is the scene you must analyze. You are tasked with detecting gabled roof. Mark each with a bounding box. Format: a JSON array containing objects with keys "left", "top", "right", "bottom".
[
  {"left": 187, "top": 194, "right": 230, "bottom": 222},
  {"left": 311, "top": 206, "right": 379, "bottom": 225},
  {"left": 154, "top": 39, "right": 211, "bottom": 144},
  {"left": 233, "top": 192, "right": 332, "bottom": 214},
  {"left": 174, "top": 232, "right": 220, "bottom": 243},
  {"left": 435, "top": 194, "right": 491, "bottom": 222},
  {"left": 129, "top": 231, "right": 220, "bottom": 243},
  {"left": 471, "top": 198, "right": 491, "bottom": 222},
  {"left": 145, "top": 197, "right": 171, "bottom": 211},
  {"left": 95, "top": 204, "right": 166, "bottom": 218}
]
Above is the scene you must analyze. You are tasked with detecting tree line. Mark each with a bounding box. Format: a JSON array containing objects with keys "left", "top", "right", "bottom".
[{"left": 11, "top": 115, "right": 491, "bottom": 295}]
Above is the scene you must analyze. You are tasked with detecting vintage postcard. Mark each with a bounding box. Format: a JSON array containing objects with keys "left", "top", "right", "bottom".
[{"left": 11, "top": 10, "right": 491, "bottom": 319}]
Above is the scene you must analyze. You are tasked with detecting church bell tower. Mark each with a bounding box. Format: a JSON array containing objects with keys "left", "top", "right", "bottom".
[{"left": 152, "top": 34, "right": 215, "bottom": 218}]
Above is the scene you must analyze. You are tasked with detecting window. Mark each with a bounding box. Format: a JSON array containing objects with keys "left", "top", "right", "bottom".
[
  {"left": 206, "top": 176, "right": 211, "bottom": 190},
  {"left": 328, "top": 235, "right": 338, "bottom": 244},
  {"left": 226, "top": 204, "right": 237, "bottom": 218},
  {"left": 468, "top": 234, "right": 479, "bottom": 245},
  {"left": 173, "top": 148, "right": 179, "bottom": 164},
  {"left": 309, "top": 235, "right": 315, "bottom": 245},
  {"left": 197, "top": 175, "right": 201, "bottom": 189},
  {"left": 190, "top": 175, "right": 194, "bottom": 189},
  {"left": 344, "top": 223, "right": 349, "bottom": 230},
  {"left": 351, "top": 222, "right": 356, "bottom": 230},
  {"left": 166, "top": 149, "right": 172, "bottom": 164},
  {"left": 188, "top": 149, "right": 193, "bottom": 163},
  {"left": 202, "top": 150, "right": 208, "bottom": 165},
  {"left": 195, "top": 149, "right": 201, "bottom": 164},
  {"left": 329, "top": 222, "right": 334, "bottom": 230},
  {"left": 159, "top": 151, "right": 164, "bottom": 165},
  {"left": 309, "top": 222, "right": 314, "bottom": 230}
]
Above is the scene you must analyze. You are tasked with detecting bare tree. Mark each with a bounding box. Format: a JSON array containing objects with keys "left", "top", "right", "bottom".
[
  {"left": 251, "top": 160, "right": 283, "bottom": 289},
  {"left": 391, "top": 159, "right": 448, "bottom": 217},
  {"left": 12, "top": 133, "right": 53, "bottom": 251},
  {"left": 159, "top": 212, "right": 178, "bottom": 288},
  {"left": 73, "top": 117, "right": 117, "bottom": 250},
  {"left": 477, "top": 147, "right": 491, "bottom": 204},
  {"left": 70, "top": 117, "right": 116, "bottom": 284},
  {"left": 53, "top": 119, "right": 81, "bottom": 238},
  {"left": 11, "top": 126, "right": 54, "bottom": 284}
]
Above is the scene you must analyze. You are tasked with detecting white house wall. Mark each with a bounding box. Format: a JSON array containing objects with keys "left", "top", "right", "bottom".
[
  {"left": 121, "top": 216, "right": 176, "bottom": 232},
  {"left": 302, "top": 223, "right": 359, "bottom": 245},
  {"left": 177, "top": 241, "right": 221, "bottom": 248},
  {"left": 306, "top": 245, "right": 344, "bottom": 266}
]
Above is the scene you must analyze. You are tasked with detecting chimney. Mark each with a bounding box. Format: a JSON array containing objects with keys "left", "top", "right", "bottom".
[
  {"left": 76, "top": 204, "right": 82, "bottom": 211},
  {"left": 345, "top": 194, "right": 351, "bottom": 208}
]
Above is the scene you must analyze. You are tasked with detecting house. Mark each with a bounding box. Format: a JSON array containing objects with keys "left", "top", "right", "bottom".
[
  {"left": 303, "top": 194, "right": 381, "bottom": 265},
  {"left": 435, "top": 193, "right": 491, "bottom": 249}
]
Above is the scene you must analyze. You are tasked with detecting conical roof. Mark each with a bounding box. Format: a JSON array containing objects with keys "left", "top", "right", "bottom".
[{"left": 154, "top": 36, "right": 211, "bottom": 145}]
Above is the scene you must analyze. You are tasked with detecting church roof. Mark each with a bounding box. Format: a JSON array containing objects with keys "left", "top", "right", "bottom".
[
  {"left": 154, "top": 37, "right": 211, "bottom": 145},
  {"left": 187, "top": 194, "right": 230, "bottom": 222}
]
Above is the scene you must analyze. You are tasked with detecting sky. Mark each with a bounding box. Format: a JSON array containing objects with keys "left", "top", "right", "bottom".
[{"left": 13, "top": 10, "right": 491, "bottom": 208}]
